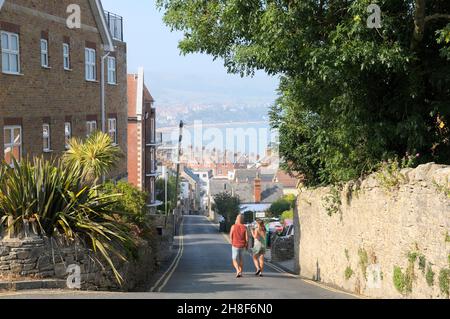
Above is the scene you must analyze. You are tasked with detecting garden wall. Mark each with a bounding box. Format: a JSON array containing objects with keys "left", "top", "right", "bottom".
[
  {"left": 0, "top": 235, "right": 157, "bottom": 291},
  {"left": 295, "top": 163, "right": 450, "bottom": 299}
]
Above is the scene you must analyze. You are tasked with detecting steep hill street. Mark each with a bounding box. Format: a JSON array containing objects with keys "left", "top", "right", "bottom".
[{"left": 0, "top": 216, "right": 354, "bottom": 299}]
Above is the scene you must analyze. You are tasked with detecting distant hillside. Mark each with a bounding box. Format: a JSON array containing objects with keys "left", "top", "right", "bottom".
[{"left": 157, "top": 103, "right": 272, "bottom": 127}]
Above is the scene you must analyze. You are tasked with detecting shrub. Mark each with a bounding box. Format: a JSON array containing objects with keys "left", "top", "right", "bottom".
[
  {"left": 439, "top": 269, "right": 450, "bottom": 298},
  {"left": 213, "top": 192, "right": 240, "bottom": 231},
  {"left": 102, "top": 181, "right": 148, "bottom": 224},
  {"left": 426, "top": 264, "right": 435, "bottom": 287},
  {"left": 0, "top": 134, "right": 134, "bottom": 284},
  {"left": 375, "top": 157, "right": 407, "bottom": 191},
  {"left": 345, "top": 266, "right": 354, "bottom": 280},
  {"left": 358, "top": 248, "right": 369, "bottom": 279},
  {"left": 322, "top": 185, "right": 342, "bottom": 217},
  {"left": 280, "top": 210, "right": 294, "bottom": 222},
  {"left": 101, "top": 181, "right": 156, "bottom": 242},
  {"left": 268, "top": 195, "right": 296, "bottom": 218},
  {"left": 393, "top": 266, "right": 413, "bottom": 295}
]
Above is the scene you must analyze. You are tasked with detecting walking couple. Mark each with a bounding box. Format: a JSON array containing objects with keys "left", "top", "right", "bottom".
[{"left": 230, "top": 214, "right": 266, "bottom": 278}]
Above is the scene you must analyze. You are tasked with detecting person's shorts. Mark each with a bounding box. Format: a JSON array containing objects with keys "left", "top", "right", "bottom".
[{"left": 232, "top": 247, "right": 245, "bottom": 261}]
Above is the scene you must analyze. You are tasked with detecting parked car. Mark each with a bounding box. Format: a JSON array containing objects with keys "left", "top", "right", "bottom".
[
  {"left": 268, "top": 221, "right": 284, "bottom": 234},
  {"left": 283, "top": 224, "right": 294, "bottom": 237}
]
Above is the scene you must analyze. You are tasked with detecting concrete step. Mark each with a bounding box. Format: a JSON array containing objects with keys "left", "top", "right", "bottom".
[{"left": 0, "top": 279, "right": 66, "bottom": 292}]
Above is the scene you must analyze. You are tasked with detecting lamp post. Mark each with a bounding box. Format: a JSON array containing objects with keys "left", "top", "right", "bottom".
[{"left": 166, "top": 120, "right": 184, "bottom": 229}]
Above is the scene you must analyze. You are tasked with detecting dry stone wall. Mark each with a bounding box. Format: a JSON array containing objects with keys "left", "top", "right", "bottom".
[
  {"left": 295, "top": 163, "right": 450, "bottom": 299},
  {"left": 0, "top": 235, "right": 157, "bottom": 291}
]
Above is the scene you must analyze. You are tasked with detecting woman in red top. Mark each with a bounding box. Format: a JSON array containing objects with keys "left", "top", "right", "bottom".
[{"left": 230, "top": 214, "right": 248, "bottom": 278}]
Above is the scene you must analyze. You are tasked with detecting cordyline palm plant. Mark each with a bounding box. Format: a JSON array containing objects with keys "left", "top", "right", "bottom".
[
  {"left": 0, "top": 133, "right": 134, "bottom": 284},
  {"left": 63, "top": 131, "right": 122, "bottom": 184}
]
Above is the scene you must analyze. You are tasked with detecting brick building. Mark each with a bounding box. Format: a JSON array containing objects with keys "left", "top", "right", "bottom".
[
  {"left": 127, "top": 68, "right": 161, "bottom": 208},
  {"left": 0, "top": 0, "right": 127, "bottom": 179}
]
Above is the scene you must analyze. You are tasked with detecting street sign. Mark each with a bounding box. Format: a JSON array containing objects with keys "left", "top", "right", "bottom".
[{"left": 256, "top": 212, "right": 266, "bottom": 218}]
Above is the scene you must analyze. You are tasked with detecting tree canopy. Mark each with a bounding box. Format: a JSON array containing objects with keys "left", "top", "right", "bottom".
[
  {"left": 212, "top": 192, "right": 241, "bottom": 229},
  {"left": 157, "top": 0, "right": 450, "bottom": 186},
  {"left": 268, "top": 194, "right": 296, "bottom": 218}
]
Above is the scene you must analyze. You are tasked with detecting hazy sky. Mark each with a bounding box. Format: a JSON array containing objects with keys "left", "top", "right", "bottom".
[{"left": 102, "top": 0, "right": 279, "bottom": 108}]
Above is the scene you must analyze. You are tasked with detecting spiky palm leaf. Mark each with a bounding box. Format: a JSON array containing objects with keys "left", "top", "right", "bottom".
[{"left": 63, "top": 132, "right": 122, "bottom": 184}]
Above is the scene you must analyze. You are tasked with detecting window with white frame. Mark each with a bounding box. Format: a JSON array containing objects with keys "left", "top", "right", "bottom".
[
  {"left": 86, "top": 120, "right": 97, "bottom": 136},
  {"left": 107, "top": 56, "right": 116, "bottom": 84},
  {"left": 64, "top": 122, "right": 72, "bottom": 149},
  {"left": 108, "top": 118, "right": 117, "bottom": 144},
  {"left": 63, "top": 43, "right": 70, "bottom": 70},
  {"left": 1, "top": 31, "right": 20, "bottom": 74},
  {"left": 40, "top": 39, "right": 49, "bottom": 67},
  {"left": 42, "top": 123, "right": 51, "bottom": 152},
  {"left": 85, "top": 48, "right": 96, "bottom": 81},
  {"left": 3, "top": 126, "right": 22, "bottom": 166}
]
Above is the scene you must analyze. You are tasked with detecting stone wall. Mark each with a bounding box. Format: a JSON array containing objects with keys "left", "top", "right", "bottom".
[
  {"left": 0, "top": 235, "right": 157, "bottom": 291},
  {"left": 295, "top": 163, "right": 450, "bottom": 299}
]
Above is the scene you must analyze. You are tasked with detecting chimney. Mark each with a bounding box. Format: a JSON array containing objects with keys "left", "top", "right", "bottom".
[{"left": 254, "top": 176, "right": 262, "bottom": 203}]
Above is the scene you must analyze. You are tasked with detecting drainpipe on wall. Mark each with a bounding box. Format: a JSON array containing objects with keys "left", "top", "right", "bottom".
[
  {"left": 101, "top": 51, "right": 111, "bottom": 134},
  {"left": 100, "top": 51, "right": 111, "bottom": 183}
]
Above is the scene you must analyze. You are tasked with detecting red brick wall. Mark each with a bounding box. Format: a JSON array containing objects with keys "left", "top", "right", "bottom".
[
  {"left": 0, "top": 0, "right": 127, "bottom": 178},
  {"left": 127, "top": 121, "right": 139, "bottom": 188}
]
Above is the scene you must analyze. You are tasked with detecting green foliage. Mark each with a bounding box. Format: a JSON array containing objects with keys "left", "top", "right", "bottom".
[
  {"left": 323, "top": 186, "right": 342, "bottom": 217},
  {"left": 375, "top": 156, "right": 413, "bottom": 191},
  {"left": 433, "top": 179, "right": 450, "bottom": 199},
  {"left": 101, "top": 181, "right": 148, "bottom": 224},
  {"left": 408, "top": 251, "right": 419, "bottom": 264},
  {"left": 280, "top": 210, "right": 294, "bottom": 222},
  {"left": 0, "top": 157, "right": 135, "bottom": 284},
  {"left": 213, "top": 192, "right": 241, "bottom": 231},
  {"left": 438, "top": 268, "right": 450, "bottom": 298},
  {"left": 268, "top": 195, "right": 296, "bottom": 218},
  {"left": 63, "top": 132, "right": 122, "bottom": 184},
  {"left": 393, "top": 266, "right": 413, "bottom": 295},
  {"left": 345, "top": 266, "right": 354, "bottom": 280},
  {"left": 358, "top": 248, "right": 369, "bottom": 280},
  {"left": 418, "top": 255, "right": 427, "bottom": 274},
  {"left": 157, "top": 0, "right": 450, "bottom": 186},
  {"left": 445, "top": 231, "right": 450, "bottom": 243},
  {"left": 155, "top": 175, "right": 179, "bottom": 214},
  {"left": 426, "top": 264, "right": 435, "bottom": 287}
]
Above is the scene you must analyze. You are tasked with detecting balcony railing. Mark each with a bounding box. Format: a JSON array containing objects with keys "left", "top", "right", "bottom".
[{"left": 104, "top": 11, "right": 123, "bottom": 42}]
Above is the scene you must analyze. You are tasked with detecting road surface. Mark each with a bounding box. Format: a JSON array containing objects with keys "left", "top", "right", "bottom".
[{"left": 0, "top": 216, "right": 354, "bottom": 299}]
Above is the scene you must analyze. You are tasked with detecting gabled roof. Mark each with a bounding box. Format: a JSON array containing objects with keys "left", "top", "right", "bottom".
[
  {"left": 183, "top": 167, "right": 201, "bottom": 183},
  {"left": 234, "top": 169, "right": 259, "bottom": 183},
  {"left": 128, "top": 68, "right": 154, "bottom": 118},
  {"left": 275, "top": 171, "right": 299, "bottom": 188}
]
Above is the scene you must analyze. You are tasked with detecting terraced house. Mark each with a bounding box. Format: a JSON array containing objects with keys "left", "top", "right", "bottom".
[{"left": 0, "top": 0, "right": 127, "bottom": 179}]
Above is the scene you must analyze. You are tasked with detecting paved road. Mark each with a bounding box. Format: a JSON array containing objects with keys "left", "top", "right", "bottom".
[{"left": 0, "top": 216, "right": 354, "bottom": 299}]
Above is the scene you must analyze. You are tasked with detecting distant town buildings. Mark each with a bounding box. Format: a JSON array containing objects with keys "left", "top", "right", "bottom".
[{"left": 154, "top": 137, "right": 298, "bottom": 219}]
